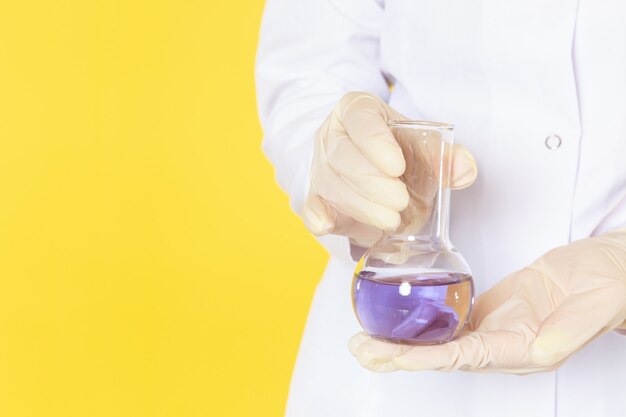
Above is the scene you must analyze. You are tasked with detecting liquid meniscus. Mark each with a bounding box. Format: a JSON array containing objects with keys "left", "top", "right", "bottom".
[{"left": 352, "top": 271, "right": 474, "bottom": 344}]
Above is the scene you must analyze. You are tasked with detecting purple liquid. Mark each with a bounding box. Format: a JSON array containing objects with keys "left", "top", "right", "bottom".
[{"left": 352, "top": 271, "right": 474, "bottom": 344}]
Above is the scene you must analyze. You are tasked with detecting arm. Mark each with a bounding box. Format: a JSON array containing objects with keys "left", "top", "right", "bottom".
[
  {"left": 256, "top": 1, "right": 477, "bottom": 256},
  {"left": 255, "top": 0, "right": 390, "bottom": 218}
]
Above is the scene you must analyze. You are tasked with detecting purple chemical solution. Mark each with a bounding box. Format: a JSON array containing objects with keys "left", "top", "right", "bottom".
[{"left": 352, "top": 271, "right": 474, "bottom": 344}]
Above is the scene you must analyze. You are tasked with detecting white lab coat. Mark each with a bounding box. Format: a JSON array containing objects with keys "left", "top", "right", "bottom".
[{"left": 255, "top": 0, "right": 626, "bottom": 416}]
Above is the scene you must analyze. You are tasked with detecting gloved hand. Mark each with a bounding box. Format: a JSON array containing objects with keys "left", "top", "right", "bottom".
[
  {"left": 349, "top": 228, "right": 626, "bottom": 373},
  {"left": 302, "top": 92, "right": 478, "bottom": 247}
]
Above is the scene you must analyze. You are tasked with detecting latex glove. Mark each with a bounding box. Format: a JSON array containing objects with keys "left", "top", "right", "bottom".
[
  {"left": 349, "top": 228, "right": 626, "bottom": 373},
  {"left": 302, "top": 92, "right": 477, "bottom": 247}
]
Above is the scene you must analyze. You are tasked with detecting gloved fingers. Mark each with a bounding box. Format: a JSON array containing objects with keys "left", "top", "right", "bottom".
[
  {"left": 315, "top": 164, "right": 401, "bottom": 230},
  {"left": 324, "top": 130, "right": 409, "bottom": 211},
  {"left": 348, "top": 332, "right": 370, "bottom": 352},
  {"left": 529, "top": 286, "right": 626, "bottom": 366},
  {"left": 469, "top": 268, "right": 557, "bottom": 333},
  {"left": 348, "top": 331, "right": 467, "bottom": 372},
  {"left": 450, "top": 144, "right": 478, "bottom": 190},
  {"left": 342, "top": 175, "right": 410, "bottom": 212},
  {"left": 324, "top": 129, "right": 384, "bottom": 177},
  {"left": 349, "top": 329, "right": 538, "bottom": 373},
  {"left": 302, "top": 193, "right": 335, "bottom": 236},
  {"left": 466, "top": 271, "right": 522, "bottom": 331},
  {"left": 390, "top": 327, "right": 532, "bottom": 372},
  {"left": 410, "top": 136, "right": 477, "bottom": 190},
  {"left": 337, "top": 93, "right": 406, "bottom": 177},
  {"left": 348, "top": 332, "right": 411, "bottom": 372},
  {"left": 302, "top": 193, "right": 385, "bottom": 245},
  {"left": 331, "top": 212, "right": 383, "bottom": 247}
]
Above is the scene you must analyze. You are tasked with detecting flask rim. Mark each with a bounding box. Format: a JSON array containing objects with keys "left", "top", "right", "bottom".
[{"left": 387, "top": 119, "right": 454, "bottom": 130}]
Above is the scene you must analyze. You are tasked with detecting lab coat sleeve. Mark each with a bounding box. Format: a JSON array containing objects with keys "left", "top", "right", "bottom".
[{"left": 255, "top": 0, "right": 390, "bottom": 221}]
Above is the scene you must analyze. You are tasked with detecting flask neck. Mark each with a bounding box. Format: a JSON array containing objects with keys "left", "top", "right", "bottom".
[
  {"left": 388, "top": 187, "right": 452, "bottom": 245},
  {"left": 364, "top": 120, "right": 467, "bottom": 272},
  {"left": 383, "top": 120, "right": 455, "bottom": 246},
  {"left": 424, "top": 187, "right": 451, "bottom": 244}
]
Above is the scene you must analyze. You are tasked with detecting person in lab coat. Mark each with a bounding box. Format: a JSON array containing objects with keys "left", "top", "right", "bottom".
[{"left": 255, "top": 1, "right": 626, "bottom": 416}]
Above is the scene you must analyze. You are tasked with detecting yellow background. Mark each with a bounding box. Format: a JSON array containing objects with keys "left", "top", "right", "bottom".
[{"left": 0, "top": 1, "right": 328, "bottom": 416}]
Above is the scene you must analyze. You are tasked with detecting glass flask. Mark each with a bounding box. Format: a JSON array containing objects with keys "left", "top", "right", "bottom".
[{"left": 352, "top": 120, "right": 474, "bottom": 345}]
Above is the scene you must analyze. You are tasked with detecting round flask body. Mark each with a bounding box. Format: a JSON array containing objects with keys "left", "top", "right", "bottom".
[{"left": 352, "top": 248, "right": 474, "bottom": 344}]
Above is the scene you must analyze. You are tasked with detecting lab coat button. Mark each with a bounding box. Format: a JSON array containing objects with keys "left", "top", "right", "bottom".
[{"left": 545, "top": 134, "right": 562, "bottom": 150}]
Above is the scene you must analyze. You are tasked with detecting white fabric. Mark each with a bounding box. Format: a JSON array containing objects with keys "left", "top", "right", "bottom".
[{"left": 255, "top": 0, "right": 626, "bottom": 416}]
